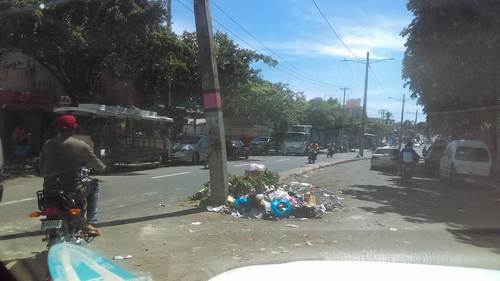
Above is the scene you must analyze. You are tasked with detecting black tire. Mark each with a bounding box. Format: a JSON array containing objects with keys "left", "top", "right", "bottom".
[{"left": 192, "top": 152, "right": 200, "bottom": 165}]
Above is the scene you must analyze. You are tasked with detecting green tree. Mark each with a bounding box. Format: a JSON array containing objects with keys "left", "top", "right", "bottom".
[
  {"left": 0, "top": 0, "right": 184, "bottom": 104},
  {"left": 402, "top": 0, "right": 499, "bottom": 153},
  {"left": 304, "top": 97, "right": 343, "bottom": 129}
]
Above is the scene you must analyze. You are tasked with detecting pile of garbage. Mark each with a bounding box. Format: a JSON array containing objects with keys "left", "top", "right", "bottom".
[{"left": 196, "top": 164, "right": 344, "bottom": 220}]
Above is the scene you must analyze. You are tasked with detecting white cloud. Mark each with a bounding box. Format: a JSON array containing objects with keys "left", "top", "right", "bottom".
[{"left": 267, "top": 24, "right": 405, "bottom": 59}]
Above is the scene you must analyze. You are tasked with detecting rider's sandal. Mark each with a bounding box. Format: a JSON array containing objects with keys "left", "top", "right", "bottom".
[{"left": 86, "top": 224, "right": 101, "bottom": 237}]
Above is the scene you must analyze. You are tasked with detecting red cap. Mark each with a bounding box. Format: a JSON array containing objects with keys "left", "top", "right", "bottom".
[{"left": 56, "top": 114, "right": 78, "bottom": 130}]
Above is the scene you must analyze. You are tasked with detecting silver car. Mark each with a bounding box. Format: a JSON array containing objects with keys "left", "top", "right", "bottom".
[
  {"left": 170, "top": 135, "right": 208, "bottom": 164},
  {"left": 370, "top": 147, "right": 399, "bottom": 171}
]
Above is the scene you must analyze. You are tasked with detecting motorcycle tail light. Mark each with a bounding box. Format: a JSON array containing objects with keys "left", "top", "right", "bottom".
[
  {"left": 69, "top": 208, "right": 81, "bottom": 217},
  {"left": 29, "top": 211, "right": 41, "bottom": 218},
  {"left": 41, "top": 207, "right": 60, "bottom": 216}
]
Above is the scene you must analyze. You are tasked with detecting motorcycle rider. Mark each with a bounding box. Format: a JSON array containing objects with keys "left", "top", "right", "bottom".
[
  {"left": 399, "top": 141, "right": 419, "bottom": 175},
  {"left": 39, "top": 115, "right": 106, "bottom": 236},
  {"left": 326, "top": 141, "right": 335, "bottom": 157},
  {"left": 308, "top": 141, "right": 320, "bottom": 162},
  {"left": 309, "top": 141, "right": 320, "bottom": 153}
]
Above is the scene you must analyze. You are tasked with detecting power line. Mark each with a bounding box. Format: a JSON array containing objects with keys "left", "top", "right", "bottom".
[
  {"left": 211, "top": 0, "right": 340, "bottom": 88},
  {"left": 175, "top": 0, "right": 342, "bottom": 90},
  {"left": 311, "top": 0, "right": 396, "bottom": 101},
  {"left": 311, "top": 0, "right": 360, "bottom": 60},
  {"left": 369, "top": 66, "right": 391, "bottom": 99}
]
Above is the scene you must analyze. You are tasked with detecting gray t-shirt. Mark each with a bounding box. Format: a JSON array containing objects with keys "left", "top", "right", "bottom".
[{"left": 39, "top": 135, "right": 106, "bottom": 183}]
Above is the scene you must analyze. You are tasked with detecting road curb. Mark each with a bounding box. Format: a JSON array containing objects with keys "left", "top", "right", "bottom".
[{"left": 279, "top": 156, "right": 368, "bottom": 181}]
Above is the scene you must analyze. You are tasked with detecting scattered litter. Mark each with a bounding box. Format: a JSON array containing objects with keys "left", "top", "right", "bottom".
[
  {"left": 285, "top": 224, "right": 299, "bottom": 228},
  {"left": 191, "top": 222, "right": 202, "bottom": 226},
  {"left": 158, "top": 203, "right": 166, "bottom": 207},
  {"left": 192, "top": 175, "right": 344, "bottom": 221},
  {"left": 389, "top": 227, "right": 398, "bottom": 232},
  {"left": 206, "top": 205, "right": 227, "bottom": 213},
  {"left": 305, "top": 241, "right": 313, "bottom": 246},
  {"left": 189, "top": 229, "right": 195, "bottom": 233},
  {"left": 113, "top": 255, "right": 133, "bottom": 260},
  {"left": 271, "top": 251, "right": 280, "bottom": 254}
]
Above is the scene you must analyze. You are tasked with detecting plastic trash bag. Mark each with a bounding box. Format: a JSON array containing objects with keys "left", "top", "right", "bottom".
[{"left": 271, "top": 198, "right": 293, "bottom": 218}]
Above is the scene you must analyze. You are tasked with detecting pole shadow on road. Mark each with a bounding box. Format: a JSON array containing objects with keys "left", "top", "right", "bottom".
[
  {"left": 96, "top": 207, "right": 203, "bottom": 228},
  {"left": 345, "top": 164, "right": 500, "bottom": 254},
  {"left": 2, "top": 251, "right": 48, "bottom": 281},
  {"left": 0, "top": 208, "right": 203, "bottom": 242}
]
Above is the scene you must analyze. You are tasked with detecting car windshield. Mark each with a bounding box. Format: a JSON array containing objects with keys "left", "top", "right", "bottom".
[
  {"left": 286, "top": 133, "right": 307, "bottom": 142},
  {"left": 2, "top": 1, "right": 500, "bottom": 280},
  {"left": 455, "top": 146, "right": 490, "bottom": 162},
  {"left": 176, "top": 136, "right": 201, "bottom": 144}
]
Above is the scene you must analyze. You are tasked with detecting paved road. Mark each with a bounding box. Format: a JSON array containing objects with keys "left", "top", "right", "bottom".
[
  {"left": 0, "top": 152, "right": 358, "bottom": 233},
  {"left": 3, "top": 156, "right": 500, "bottom": 281}
]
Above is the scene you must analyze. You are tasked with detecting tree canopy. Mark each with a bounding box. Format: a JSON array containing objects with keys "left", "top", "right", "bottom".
[
  {"left": 402, "top": 0, "right": 500, "bottom": 140},
  {"left": 0, "top": 0, "right": 184, "bottom": 104}
]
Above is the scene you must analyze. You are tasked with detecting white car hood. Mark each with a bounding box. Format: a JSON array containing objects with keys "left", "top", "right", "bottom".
[{"left": 208, "top": 261, "right": 500, "bottom": 281}]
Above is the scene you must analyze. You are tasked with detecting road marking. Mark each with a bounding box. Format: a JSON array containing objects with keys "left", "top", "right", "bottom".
[
  {"left": 151, "top": 172, "right": 191, "bottom": 179},
  {"left": 277, "top": 158, "right": 290, "bottom": 162},
  {"left": 233, "top": 163, "right": 251, "bottom": 167},
  {"left": 0, "top": 197, "right": 37, "bottom": 206}
]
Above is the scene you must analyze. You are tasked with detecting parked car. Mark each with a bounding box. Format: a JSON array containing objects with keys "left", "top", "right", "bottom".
[
  {"left": 249, "top": 136, "right": 276, "bottom": 155},
  {"left": 370, "top": 147, "right": 400, "bottom": 171},
  {"left": 170, "top": 135, "right": 208, "bottom": 164},
  {"left": 439, "top": 140, "right": 492, "bottom": 183},
  {"left": 424, "top": 141, "right": 447, "bottom": 175},
  {"left": 226, "top": 138, "right": 250, "bottom": 159}
]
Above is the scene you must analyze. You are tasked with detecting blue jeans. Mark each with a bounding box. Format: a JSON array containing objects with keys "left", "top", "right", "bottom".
[{"left": 86, "top": 180, "right": 100, "bottom": 224}]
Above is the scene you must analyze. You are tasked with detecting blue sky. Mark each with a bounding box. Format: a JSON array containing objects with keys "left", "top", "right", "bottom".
[{"left": 172, "top": 0, "right": 423, "bottom": 122}]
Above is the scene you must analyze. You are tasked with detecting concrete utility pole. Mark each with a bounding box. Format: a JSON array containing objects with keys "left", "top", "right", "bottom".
[
  {"left": 167, "top": 0, "right": 172, "bottom": 32},
  {"left": 414, "top": 109, "right": 418, "bottom": 125},
  {"left": 399, "top": 94, "right": 406, "bottom": 149},
  {"left": 340, "top": 87, "right": 348, "bottom": 108},
  {"left": 339, "top": 87, "right": 348, "bottom": 139},
  {"left": 342, "top": 54, "right": 393, "bottom": 157},
  {"left": 359, "top": 52, "right": 370, "bottom": 157},
  {"left": 166, "top": 0, "right": 173, "bottom": 108},
  {"left": 194, "top": 0, "right": 228, "bottom": 205}
]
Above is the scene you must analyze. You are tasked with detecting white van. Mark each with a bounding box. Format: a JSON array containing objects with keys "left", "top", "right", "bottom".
[{"left": 439, "top": 140, "right": 491, "bottom": 183}]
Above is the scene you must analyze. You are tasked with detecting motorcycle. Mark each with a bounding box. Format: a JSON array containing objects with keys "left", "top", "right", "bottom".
[
  {"left": 30, "top": 168, "right": 96, "bottom": 247},
  {"left": 326, "top": 146, "right": 335, "bottom": 158},
  {"left": 308, "top": 149, "right": 318, "bottom": 164},
  {"left": 401, "top": 163, "right": 414, "bottom": 181}
]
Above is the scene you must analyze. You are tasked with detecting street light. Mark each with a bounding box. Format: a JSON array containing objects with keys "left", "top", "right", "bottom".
[{"left": 342, "top": 53, "right": 394, "bottom": 157}]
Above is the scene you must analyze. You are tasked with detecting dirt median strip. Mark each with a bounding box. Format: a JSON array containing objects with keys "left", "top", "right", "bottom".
[{"left": 279, "top": 157, "right": 368, "bottom": 181}]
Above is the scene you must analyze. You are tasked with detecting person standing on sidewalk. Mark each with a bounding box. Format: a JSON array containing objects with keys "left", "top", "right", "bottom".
[
  {"left": 39, "top": 114, "right": 106, "bottom": 236},
  {"left": 11, "top": 125, "right": 31, "bottom": 166}
]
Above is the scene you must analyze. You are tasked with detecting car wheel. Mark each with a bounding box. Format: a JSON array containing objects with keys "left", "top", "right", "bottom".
[{"left": 192, "top": 152, "right": 200, "bottom": 165}]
